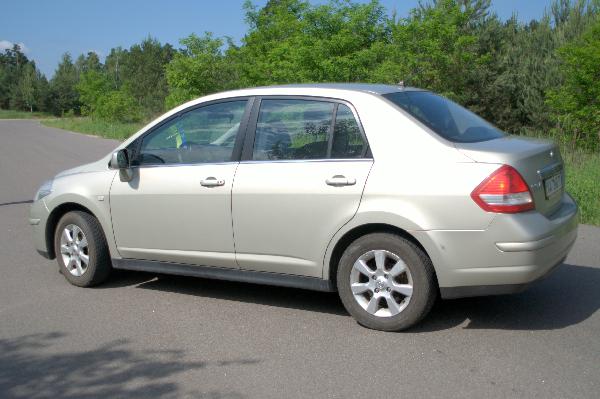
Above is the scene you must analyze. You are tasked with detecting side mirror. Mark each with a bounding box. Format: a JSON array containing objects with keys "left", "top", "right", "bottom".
[
  {"left": 110, "top": 149, "right": 134, "bottom": 182},
  {"left": 110, "top": 149, "right": 129, "bottom": 169}
]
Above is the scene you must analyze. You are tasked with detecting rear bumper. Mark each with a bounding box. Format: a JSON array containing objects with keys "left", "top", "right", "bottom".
[
  {"left": 439, "top": 255, "right": 565, "bottom": 299},
  {"left": 412, "top": 193, "right": 578, "bottom": 299}
]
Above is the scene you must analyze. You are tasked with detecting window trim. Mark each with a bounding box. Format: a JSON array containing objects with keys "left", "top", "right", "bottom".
[
  {"left": 240, "top": 95, "right": 371, "bottom": 162},
  {"left": 129, "top": 96, "right": 255, "bottom": 168}
]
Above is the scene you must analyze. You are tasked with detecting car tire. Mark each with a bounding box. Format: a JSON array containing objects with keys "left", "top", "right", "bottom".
[
  {"left": 54, "top": 211, "right": 111, "bottom": 287},
  {"left": 337, "top": 233, "right": 437, "bottom": 331}
]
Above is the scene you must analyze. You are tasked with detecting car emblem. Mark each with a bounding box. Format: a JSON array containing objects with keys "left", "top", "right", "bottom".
[{"left": 549, "top": 151, "right": 554, "bottom": 158}]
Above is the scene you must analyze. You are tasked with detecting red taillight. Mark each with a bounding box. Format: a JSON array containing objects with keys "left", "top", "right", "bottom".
[{"left": 471, "top": 165, "right": 534, "bottom": 213}]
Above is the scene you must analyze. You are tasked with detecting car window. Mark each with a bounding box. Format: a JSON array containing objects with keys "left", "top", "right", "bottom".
[
  {"left": 383, "top": 91, "right": 504, "bottom": 143},
  {"left": 331, "top": 104, "right": 366, "bottom": 158},
  {"left": 252, "top": 99, "right": 334, "bottom": 160},
  {"left": 138, "top": 100, "right": 247, "bottom": 165}
]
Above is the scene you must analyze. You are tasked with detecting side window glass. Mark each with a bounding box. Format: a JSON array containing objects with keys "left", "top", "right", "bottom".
[
  {"left": 252, "top": 99, "right": 334, "bottom": 160},
  {"left": 138, "top": 100, "right": 247, "bottom": 165},
  {"left": 331, "top": 104, "right": 366, "bottom": 158}
]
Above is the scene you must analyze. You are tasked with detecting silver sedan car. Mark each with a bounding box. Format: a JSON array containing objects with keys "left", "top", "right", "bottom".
[{"left": 30, "top": 84, "right": 578, "bottom": 331}]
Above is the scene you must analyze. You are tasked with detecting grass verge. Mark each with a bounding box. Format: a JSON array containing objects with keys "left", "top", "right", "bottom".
[
  {"left": 41, "top": 117, "right": 144, "bottom": 141},
  {"left": 562, "top": 148, "right": 600, "bottom": 226},
  {"left": 0, "top": 109, "right": 53, "bottom": 119}
]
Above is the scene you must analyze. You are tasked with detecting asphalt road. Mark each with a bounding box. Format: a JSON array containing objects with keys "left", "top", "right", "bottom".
[{"left": 0, "top": 119, "right": 598, "bottom": 399}]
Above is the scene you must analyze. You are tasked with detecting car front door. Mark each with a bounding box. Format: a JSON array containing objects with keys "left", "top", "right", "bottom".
[
  {"left": 232, "top": 98, "right": 373, "bottom": 278},
  {"left": 110, "top": 98, "right": 251, "bottom": 268}
]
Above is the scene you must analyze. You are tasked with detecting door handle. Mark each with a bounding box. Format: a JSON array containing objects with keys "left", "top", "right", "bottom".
[
  {"left": 325, "top": 175, "right": 356, "bottom": 187},
  {"left": 200, "top": 177, "right": 225, "bottom": 187}
]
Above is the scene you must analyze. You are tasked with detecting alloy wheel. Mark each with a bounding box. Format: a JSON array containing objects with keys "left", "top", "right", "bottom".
[
  {"left": 59, "top": 224, "right": 90, "bottom": 277},
  {"left": 349, "top": 249, "right": 413, "bottom": 317}
]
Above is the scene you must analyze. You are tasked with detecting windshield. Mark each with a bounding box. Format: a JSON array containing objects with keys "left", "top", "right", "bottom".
[{"left": 383, "top": 91, "right": 505, "bottom": 143}]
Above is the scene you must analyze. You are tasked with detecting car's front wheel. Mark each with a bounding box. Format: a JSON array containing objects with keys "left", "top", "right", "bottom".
[
  {"left": 337, "top": 233, "right": 437, "bottom": 331},
  {"left": 54, "top": 211, "right": 111, "bottom": 287}
]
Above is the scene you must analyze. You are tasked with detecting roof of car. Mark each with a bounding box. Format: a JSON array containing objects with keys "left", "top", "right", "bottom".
[{"left": 241, "top": 83, "right": 425, "bottom": 95}]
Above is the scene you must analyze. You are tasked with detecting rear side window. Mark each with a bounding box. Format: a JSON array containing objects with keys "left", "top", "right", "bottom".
[
  {"left": 253, "top": 99, "right": 333, "bottom": 160},
  {"left": 332, "top": 104, "right": 365, "bottom": 158},
  {"left": 252, "top": 99, "right": 367, "bottom": 160},
  {"left": 383, "top": 91, "right": 505, "bottom": 143}
]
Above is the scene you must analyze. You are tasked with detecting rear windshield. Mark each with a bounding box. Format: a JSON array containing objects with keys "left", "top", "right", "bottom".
[{"left": 383, "top": 91, "right": 505, "bottom": 143}]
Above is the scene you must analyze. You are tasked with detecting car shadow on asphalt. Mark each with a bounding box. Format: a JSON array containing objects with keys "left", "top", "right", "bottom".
[
  {"left": 413, "top": 263, "right": 600, "bottom": 332},
  {"left": 0, "top": 200, "right": 33, "bottom": 207},
  {"left": 133, "top": 273, "right": 348, "bottom": 316},
  {"left": 0, "top": 332, "right": 252, "bottom": 399},
  {"left": 105, "top": 263, "right": 599, "bottom": 332}
]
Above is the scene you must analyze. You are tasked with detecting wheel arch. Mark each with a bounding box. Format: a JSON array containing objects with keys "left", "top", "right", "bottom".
[
  {"left": 45, "top": 202, "right": 98, "bottom": 259},
  {"left": 325, "top": 223, "right": 437, "bottom": 290}
]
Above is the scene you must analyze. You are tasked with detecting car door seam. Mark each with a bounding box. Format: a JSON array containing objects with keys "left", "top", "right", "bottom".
[
  {"left": 231, "top": 162, "right": 241, "bottom": 268},
  {"left": 321, "top": 160, "right": 375, "bottom": 279}
]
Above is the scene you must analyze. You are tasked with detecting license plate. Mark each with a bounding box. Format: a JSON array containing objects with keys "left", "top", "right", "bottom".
[{"left": 544, "top": 173, "right": 562, "bottom": 198}]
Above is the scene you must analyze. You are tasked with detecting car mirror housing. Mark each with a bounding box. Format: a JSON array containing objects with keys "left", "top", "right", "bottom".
[{"left": 110, "top": 150, "right": 133, "bottom": 182}]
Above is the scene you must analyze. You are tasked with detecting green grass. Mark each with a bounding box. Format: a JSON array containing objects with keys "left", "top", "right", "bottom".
[
  {"left": 42, "top": 117, "right": 144, "bottom": 141},
  {"left": 0, "top": 109, "right": 53, "bottom": 119},
  {"left": 562, "top": 147, "right": 600, "bottom": 226}
]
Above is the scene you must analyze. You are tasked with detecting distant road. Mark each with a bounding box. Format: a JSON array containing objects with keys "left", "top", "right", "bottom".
[{"left": 0, "top": 120, "right": 598, "bottom": 399}]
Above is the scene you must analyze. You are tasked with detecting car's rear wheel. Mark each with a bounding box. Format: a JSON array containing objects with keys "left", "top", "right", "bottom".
[
  {"left": 54, "top": 211, "right": 111, "bottom": 287},
  {"left": 337, "top": 233, "right": 437, "bottom": 331}
]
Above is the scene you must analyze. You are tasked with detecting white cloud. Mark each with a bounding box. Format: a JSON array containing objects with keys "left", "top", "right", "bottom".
[{"left": 0, "top": 40, "right": 29, "bottom": 53}]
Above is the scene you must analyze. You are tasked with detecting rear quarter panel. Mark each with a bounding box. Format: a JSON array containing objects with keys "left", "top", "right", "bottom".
[{"left": 322, "top": 95, "right": 500, "bottom": 279}]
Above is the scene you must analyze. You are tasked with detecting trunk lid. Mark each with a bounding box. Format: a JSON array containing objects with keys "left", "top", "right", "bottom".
[{"left": 455, "top": 136, "right": 564, "bottom": 216}]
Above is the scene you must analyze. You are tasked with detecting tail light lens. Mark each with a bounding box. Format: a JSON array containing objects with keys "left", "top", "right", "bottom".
[{"left": 471, "top": 165, "right": 534, "bottom": 213}]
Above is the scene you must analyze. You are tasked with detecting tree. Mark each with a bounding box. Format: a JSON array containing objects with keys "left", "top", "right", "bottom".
[
  {"left": 94, "top": 90, "right": 141, "bottom": 122},
  {"left": 0, "top": 44, "right": 29, "bottom": 109},
  {"left": 0, "top": 45, "right": 49, "bottom": 112},
  {"left": 371, "top": 0, "right": 488, "bottom": 104},
  {"left": 76, "top": 69, "right": 111, "bottom": 115},
  {"left": 293, "top": 0, "right": 390, "bottom": 82},
  {"left": 75, "top": 52, "right": 102, "bottom": 75},
  {"left": 13, "top": 63, "right": 36, "bottom": 112},
  {"left": 227, "top": 0, "right": 390, "bottom": 85},
  {"left": 165, "top": 33, "right": 238, "bottom": 108},
  {"left": 231, "top": 0, "right": 310, "bottom": 85},
  {"left": 467, "top": 0, "right": 599, "bottom": 135},
  {"left": 34, "top": 70, "right": 50, "bottom": 112},
  {"left": 49, "top": 53, "right": 80, "bottom": 115},
  {"left": 120, "top": 37, "right": 174, "bottom": 116},
  {"left": 104, "top": 47, "right": 126, "bottom": 90},
  {"left": 547, "top": 17, "right": 600, "bottom": 151}
]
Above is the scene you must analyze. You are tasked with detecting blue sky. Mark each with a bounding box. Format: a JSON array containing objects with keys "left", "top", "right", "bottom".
[{"left": 1, "top": 0, "right": 554, "bottom": 78}]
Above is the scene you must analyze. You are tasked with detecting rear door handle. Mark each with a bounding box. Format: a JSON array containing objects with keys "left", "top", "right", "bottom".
[
  {"left": 326, "top": 175, "right": 356, "bottom": 187},
  {"left": 201, "top": 177, "right": 225, "bottom": 187}
]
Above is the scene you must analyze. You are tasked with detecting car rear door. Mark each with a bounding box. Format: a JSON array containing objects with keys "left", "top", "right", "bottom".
[
  {"left": 109, "top": 98, "right": 252, "bottom": 268},
  {"left": 231, "top": 97, "right": 373, "bottom": 278}
]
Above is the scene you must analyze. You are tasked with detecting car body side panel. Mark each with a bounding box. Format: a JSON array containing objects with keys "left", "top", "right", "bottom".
[
  {"left": 412, "top": 193, "right": 578, "bottom": 289},
  {"left": 233, "top": 160, "right": 373, "bottom": 277},
  {"left": 319, "top": 93, "right": 578, "bottom": 288},
  {"left": 109, "top": 163, "right": 239, "bottom": 268},
  {"left": 30, "top": 198, "right": 51, "bottom": 256},
  {"left": 323, "top": 192, "right": 578, "bottom": 288},
  {"left": 41, "top": 168, "right": 120, "bottom": 259}
]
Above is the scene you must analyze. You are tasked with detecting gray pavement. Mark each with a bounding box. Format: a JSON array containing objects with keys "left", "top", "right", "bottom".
[{"left": 0, "top": 119, "right": 598, "bottom": 398}]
